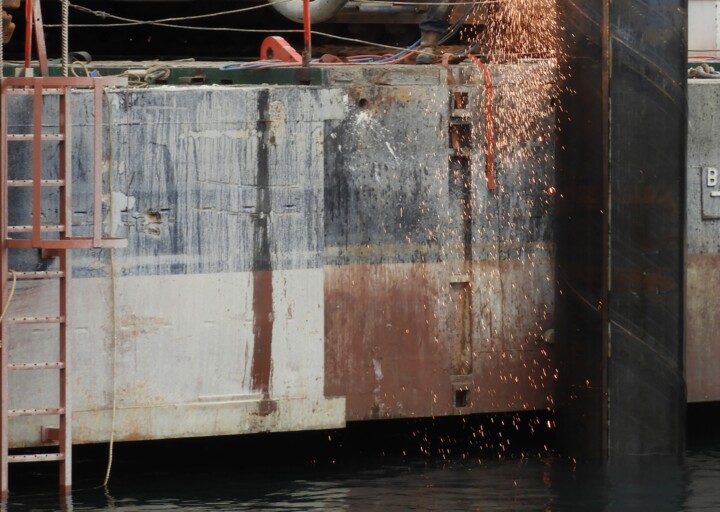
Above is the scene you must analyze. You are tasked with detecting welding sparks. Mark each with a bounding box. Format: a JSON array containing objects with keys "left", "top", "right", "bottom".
[{"left": 465, "top": 0, "right": 562, "bottom": 170}]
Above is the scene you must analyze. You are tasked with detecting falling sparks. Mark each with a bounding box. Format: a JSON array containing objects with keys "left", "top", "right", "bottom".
[
  {"left": 461, "top": 0, "right": 563, "bottom": 171},
  {"left": 330, "top": 0, "right": 567, "bottom": 463}
]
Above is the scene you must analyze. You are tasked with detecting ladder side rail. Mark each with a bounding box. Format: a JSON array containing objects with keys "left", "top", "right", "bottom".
[
  {"left": 58, "top": 87, "right": 71, "bottom": 492},
  {"left": 0, "top": 80, "right": 10, "bottom": 497},
  {"left": 58, "top": 250, "right": 70, "bottom": 491},
  {"left": 31, "top": 83, "right": 43, "bottom": 247}
]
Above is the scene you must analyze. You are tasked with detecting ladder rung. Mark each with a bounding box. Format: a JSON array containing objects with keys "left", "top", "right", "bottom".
[
  {"left": 7, "top": 225, "right": 65, "bottom": 234},
  {"left": 12, "top": 270, "right": 65, "bottom": 280},
  {"left": 8, "top": 362, "right": 65, "bottom": 370},
  {"left": 7, "top": 179, "right": 65, "bottom": 188},
  {"left": 6, "top": 87, "right": 66, "bottom": 96},
  {"left": 7, "top": 133, "right": 65, "bottom": 142},
  {"left": 8, "top": 407, "right": 65, "bottom": 417},
  {"left": 5, "top": 237, "right": 128, "bottom": 249},
  {"left": 8, "top": 453, "right": 64, "bottom": 463},
  {"left": 6, "top": 316, "right": 65, "bottom": 324}
]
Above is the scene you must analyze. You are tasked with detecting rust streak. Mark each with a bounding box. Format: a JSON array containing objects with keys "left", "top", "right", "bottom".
[
  {"left": 251, "top": 270, "right": 274, "bottom": 394},
  {"left": 250, "top": 89, "right": 274, "bottom": 401}
]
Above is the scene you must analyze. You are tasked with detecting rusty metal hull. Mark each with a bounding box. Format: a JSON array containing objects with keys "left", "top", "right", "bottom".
[
  {"left": 325, "top": 260, "right": 555, "bottom": 421},
  {"left": 322, "top": 63, "right": 557, "bottom": 420},
  {"left": 1, "top": 64, "right": 557, "bottom": 448},
  {"left": 687, "top": 81, "right": 720, "bottom": 403}
]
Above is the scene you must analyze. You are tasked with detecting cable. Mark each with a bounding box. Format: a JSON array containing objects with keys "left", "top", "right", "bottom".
[
  {"left": 0, "top": 270, "right": 16, "bottom": 324},
  {"left": 120, "top": 64, "right": 171, "bottom": 88},
  {"left": 221, "top": 0, "right": 475, "bottom": 71},
  {"left": 48, "top": 0, "right": 493, "bottom": 31},
  {"left": 70, "top": 0, "right": 295, "bottom": 24},
  {"left": 354, "top": 0, "right": 500, "bottom": 4},
  {"left": 101, "top": 87, "right": 119, "bottom": 490},
  {"left": 51, "top": 1, "right": 301, "bottom": 32},
  {"left": 70, "top": 59, "right": 90, "bottom": 78},
  {"left": 58, "top": 0, "right": 495, "bottom": 70}
]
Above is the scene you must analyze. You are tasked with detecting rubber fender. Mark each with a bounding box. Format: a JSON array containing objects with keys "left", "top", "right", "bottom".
[{"left": 270, "top": 0, "right": 348, "bottom": 23}]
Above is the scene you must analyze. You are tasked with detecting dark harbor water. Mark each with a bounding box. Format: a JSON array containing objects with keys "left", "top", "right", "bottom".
[{"left": 4, "top": 406, "right": 720, "bottom": 511}]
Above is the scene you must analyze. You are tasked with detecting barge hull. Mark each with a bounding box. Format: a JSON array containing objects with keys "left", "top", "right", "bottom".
[{"left": 2, "top": 64, "right": 558, "bottom": 447}]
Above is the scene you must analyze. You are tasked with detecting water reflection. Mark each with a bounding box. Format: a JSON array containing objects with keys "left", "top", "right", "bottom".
[{"left": 4, "top": 446, "right": 719, "bottom": 510}]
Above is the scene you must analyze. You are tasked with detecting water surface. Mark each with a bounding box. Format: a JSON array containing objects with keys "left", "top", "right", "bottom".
[{"left": 5, "top": 412, "right": 719, "bottom": 511}]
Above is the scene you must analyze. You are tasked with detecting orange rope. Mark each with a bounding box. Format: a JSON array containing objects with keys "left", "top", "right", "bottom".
[{"left": 468, "top": 54, "right": 496, "bottom": 191}]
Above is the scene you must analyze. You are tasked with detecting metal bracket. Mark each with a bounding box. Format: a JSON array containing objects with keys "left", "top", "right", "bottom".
[
  {"left": 41, "top": 426, "right": 59, "bottom": 443},
  {"left": 260, "top": 36, "right": 302, "bottom": 64}
]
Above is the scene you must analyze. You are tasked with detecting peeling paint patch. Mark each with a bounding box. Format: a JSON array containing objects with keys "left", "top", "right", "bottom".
[
  {"left": 354, "top": 110, "right": 373, "bottom": 127},
  {"left": 372, "top": 359, "right": 383, "bottom": 381},
  {"left": 104, "top": 191, "right": 136, "bottom": 236},
  {"left": 144, "top": 209, "right": 162, "bottom": 224},
  {"left": 267, "top": 101, "right": 287, "bottom": 145}
]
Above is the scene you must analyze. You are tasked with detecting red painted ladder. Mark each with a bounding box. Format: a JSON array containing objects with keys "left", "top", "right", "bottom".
[{"left": 0, "top": 1, "right": 127, "bottom": 495}]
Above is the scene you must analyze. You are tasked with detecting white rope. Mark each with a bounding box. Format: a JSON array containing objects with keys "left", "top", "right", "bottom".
[
  {"left": 61, "top": 0, "right": 69, "bottom": 77},
  {"left": 0, "top": 271, "right": 16, "bottom": 324},
  {"left": 102, "top": 88, "right": 119, "bottom": 489}
]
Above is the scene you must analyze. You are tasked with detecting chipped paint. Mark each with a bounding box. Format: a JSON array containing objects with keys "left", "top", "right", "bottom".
[
  {"left": 3, "top": 65, "right": 562, "bottom": 448},
  {"left": 687, "top": 80, "right": 720, "bottom": 402},
  {"left": 104, "top": 191, "right": 136, "bottom": 237}
]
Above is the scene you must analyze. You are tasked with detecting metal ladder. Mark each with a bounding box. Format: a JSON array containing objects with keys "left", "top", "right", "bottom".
[{"left": 0, "top": 0, "right": 127, "bottom": 494}]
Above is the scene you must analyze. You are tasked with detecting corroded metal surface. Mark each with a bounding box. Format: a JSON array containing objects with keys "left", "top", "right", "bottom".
[
  {"left": 323, "top": 64, "right": 556, "bottom": 421},
  {"left": 5, "top": 85, "right": 347, "bottom": 446},
  {"left": 2, "top": 64, "right": 557, "bottom": 447},
  {"left": 686, "top": 254, "right": 720, "bottom": 402},
  {"left": 687, "top": 81, "right": 720, "bottom": 403},
  {"left": 324, "top": 260, "right": 556, "bottom": 420}
]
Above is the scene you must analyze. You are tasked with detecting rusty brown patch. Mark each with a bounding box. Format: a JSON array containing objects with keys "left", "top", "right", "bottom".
[
  {"left": 687, "top": 253, "right": 720, "bottom": 402},
  {"left": 324, "top": 261, "right": 555, "bottom": 421},
  {"left": 251, "top": 270, "right": 273, "bottom": 395}
]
